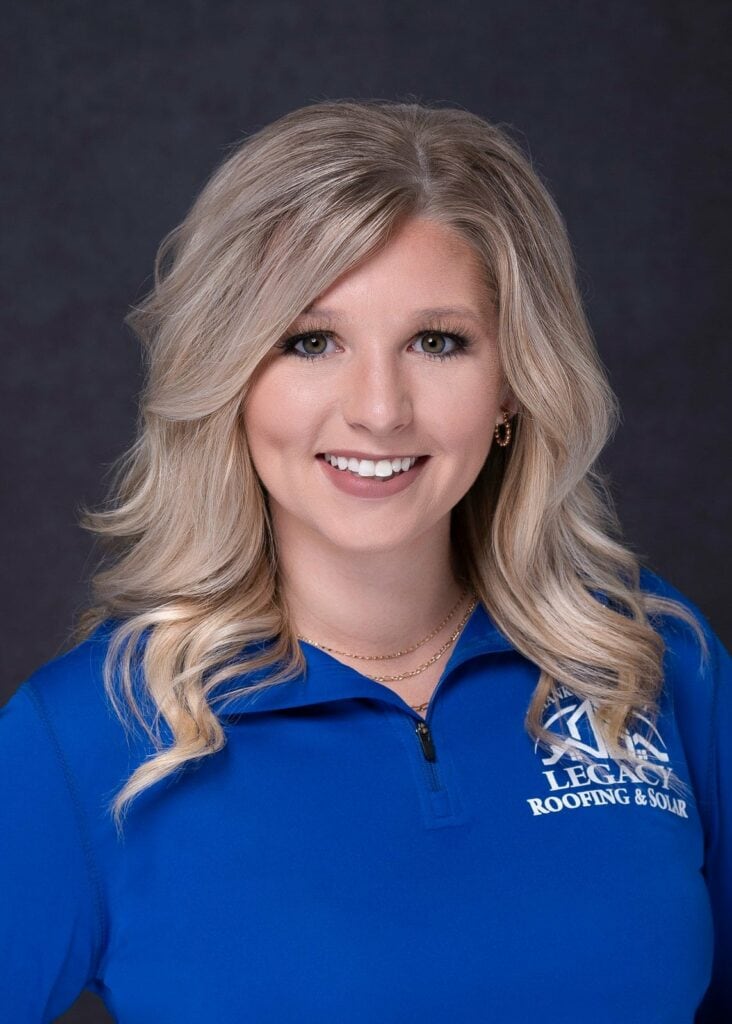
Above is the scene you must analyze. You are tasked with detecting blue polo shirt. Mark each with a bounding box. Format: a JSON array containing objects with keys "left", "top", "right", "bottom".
[{"left": 0, "top": 565, "right": 729, "bottom": 1022}]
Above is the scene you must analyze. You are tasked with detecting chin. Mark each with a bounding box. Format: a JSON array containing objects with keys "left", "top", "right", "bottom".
[{"left": 334, "top": 518, "right": 437, "bottom": 552}]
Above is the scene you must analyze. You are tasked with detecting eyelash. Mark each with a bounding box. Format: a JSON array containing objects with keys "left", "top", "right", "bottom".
[{"left": 274, "top": 323, "right": 475, "bottom": 363}]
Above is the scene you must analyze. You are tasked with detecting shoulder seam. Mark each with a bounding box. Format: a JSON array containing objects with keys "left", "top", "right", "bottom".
[{"left": 24, "top": 682, "right": 109, "bottom": 983}]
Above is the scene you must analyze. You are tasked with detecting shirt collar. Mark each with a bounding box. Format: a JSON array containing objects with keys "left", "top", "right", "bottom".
[{"left": 212, "top": 599, "right": 516, "bottom": 718}]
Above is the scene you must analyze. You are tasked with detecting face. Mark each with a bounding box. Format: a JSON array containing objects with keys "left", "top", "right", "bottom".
[{"left": 243, "top": 216, "right": 515, "bottom": 557}]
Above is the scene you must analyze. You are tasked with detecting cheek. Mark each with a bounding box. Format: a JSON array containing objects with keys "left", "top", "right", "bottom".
[
  {"left": 241, "top": 385, "right": 289, "bottom": 499},
  {"left": 243, "top": 373, "right": 303, "bottom": 457},
  {"left": 242, "top": 395, "right": 272, "bottom": 464},
  {"left": 439, "top": 383, "right": 497, "bottom": 455}
]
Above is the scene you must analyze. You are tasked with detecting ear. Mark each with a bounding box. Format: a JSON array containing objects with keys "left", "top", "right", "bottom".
[{"left": 498, "top": 387, "right": 519, "bottom": 421}]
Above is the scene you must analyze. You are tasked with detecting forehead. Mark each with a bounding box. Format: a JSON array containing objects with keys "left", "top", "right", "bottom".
[{"left": 297, "top": 218, "right": 494, "bottom": 324}]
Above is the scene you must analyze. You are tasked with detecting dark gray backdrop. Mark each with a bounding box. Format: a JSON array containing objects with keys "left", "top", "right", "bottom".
[{"left": 2, "top": 2, "right": 729, "bottom": 1021}]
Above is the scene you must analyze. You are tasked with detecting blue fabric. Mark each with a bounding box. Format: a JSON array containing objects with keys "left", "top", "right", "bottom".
[{"left": 0, "top": 565, "right": 729, "bottom": 1022}]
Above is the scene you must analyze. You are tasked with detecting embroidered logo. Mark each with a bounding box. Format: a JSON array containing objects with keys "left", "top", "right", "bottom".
[{"left": 527, "top": 685, "right": 688, "bottom": 819}]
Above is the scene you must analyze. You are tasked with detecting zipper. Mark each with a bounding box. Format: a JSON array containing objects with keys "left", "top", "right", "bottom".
[
  {"left": 415, "top": 720, "right": 436, "bottom": 760},
  {"left": 414, "top": 719, "right": 442, "bottom": 792}
]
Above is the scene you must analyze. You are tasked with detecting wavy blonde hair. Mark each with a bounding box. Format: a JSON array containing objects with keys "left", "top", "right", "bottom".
[{"left": 70, "top": 98, "right": 709, "bottom": 836}]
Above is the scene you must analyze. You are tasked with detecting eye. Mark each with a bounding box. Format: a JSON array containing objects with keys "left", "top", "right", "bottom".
[
  {"left": 276, "top": 331, "right": 336, "bottom": 361},
  {"left": 275, "top": 326, "right": 473, "bottom": 363},
  {"left": 412, "top": 330, "right": 470, "bottom": 361}
]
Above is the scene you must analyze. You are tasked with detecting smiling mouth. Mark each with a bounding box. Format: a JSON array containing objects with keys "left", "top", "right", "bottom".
[{"left": 316, "top": 453, "right": 429, "bottom": 480}]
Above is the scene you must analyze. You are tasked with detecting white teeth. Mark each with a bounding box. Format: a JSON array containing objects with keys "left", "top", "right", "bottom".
[{"left": 323, "top": 454, "right": 419, "bottom": 478}]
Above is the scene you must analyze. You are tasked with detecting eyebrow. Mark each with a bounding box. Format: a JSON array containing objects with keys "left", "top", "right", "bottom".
[{"left": 299, "top": 304, "right": 489, "bottom": 324}]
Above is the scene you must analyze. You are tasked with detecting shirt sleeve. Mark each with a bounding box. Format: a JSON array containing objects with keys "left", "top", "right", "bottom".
[
  {"left": 0, "top": 681, "right": 103, "bottom": 1021},
  {"left": 694, "top": 622, "right": 732, "bottom": 1020}
]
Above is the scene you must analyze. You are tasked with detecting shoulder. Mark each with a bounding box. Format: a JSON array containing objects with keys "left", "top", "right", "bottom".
[
  {"left": 636, "top": 563, "right": 727, "bottom": 682},
  {"left": 6, "top": 618, "right": 125, "bottom": 730},
  {"left": 637, "top": 564, "right": 730, "bottom": 827},
  {"left": 636, "top": 562, "right": 728, "bottom": 708},
  {"left": 1, "top": 619, "right": 152, "bottom": 812},
  {"left": 638, "top": 562, "right": 714, "bottom": 624}
]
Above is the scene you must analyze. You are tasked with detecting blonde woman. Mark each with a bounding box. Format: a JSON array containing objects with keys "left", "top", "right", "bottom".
[{"left": 1, "top": 100, "right": 729, "bottom": 1023}]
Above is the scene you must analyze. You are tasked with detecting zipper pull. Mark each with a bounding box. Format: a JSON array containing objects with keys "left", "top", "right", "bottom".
[{"left": 415, "top": 720, "right": 437, "bottom": 762}]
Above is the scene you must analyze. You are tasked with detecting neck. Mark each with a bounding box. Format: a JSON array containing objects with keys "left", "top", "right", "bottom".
[{"left": 272, "top": 508, "right": 466, "bottom": 654}]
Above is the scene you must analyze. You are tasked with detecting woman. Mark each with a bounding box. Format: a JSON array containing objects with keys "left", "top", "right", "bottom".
[{"left": 1, "top": 99, "right": 728, "bottom": 1022}]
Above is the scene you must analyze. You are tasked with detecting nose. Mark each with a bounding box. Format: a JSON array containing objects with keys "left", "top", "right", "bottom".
[{"left": 340, "top": 348, "right": 413, "bottom": 435}]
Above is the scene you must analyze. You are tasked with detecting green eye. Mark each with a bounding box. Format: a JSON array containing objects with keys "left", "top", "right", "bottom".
[
  {"left": 298, "top": 335, "right": 331, "bottom": 356},
  {"left": 275, "top": 326, "right": 473, "bottom": 363},
  {"left": 276, "top": 331, "right": 333, "bottom": 361},
  {"left": 413, "top": 331, "right": 468, "bottom": 360},
  {"left": 417, "top": 333, "right": 452, "bottom": 358}
]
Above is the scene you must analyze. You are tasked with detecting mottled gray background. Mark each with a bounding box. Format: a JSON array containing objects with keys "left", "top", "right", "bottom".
[{"left": 1, "top": 1, "right": 729, "bottom": 1020}]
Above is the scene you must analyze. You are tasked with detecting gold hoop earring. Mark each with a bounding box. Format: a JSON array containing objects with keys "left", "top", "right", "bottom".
[{"left": 493, "top": 408, "right": 513, "bottom": 448}]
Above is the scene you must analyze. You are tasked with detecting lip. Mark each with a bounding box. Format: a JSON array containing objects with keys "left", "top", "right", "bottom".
[{"left": 316, "top": 453, "right": 429, "bottom": 500}]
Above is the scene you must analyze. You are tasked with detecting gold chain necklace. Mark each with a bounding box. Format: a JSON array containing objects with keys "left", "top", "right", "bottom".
[
  {"left": 296, "top": 585, "right": 468, "bottom": 663},
  {"left": 296, "top": 588, "right": 478, "bottom": 711},
  {"left": 367, "top": 596, "right": 477, "bottom": 683}
]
